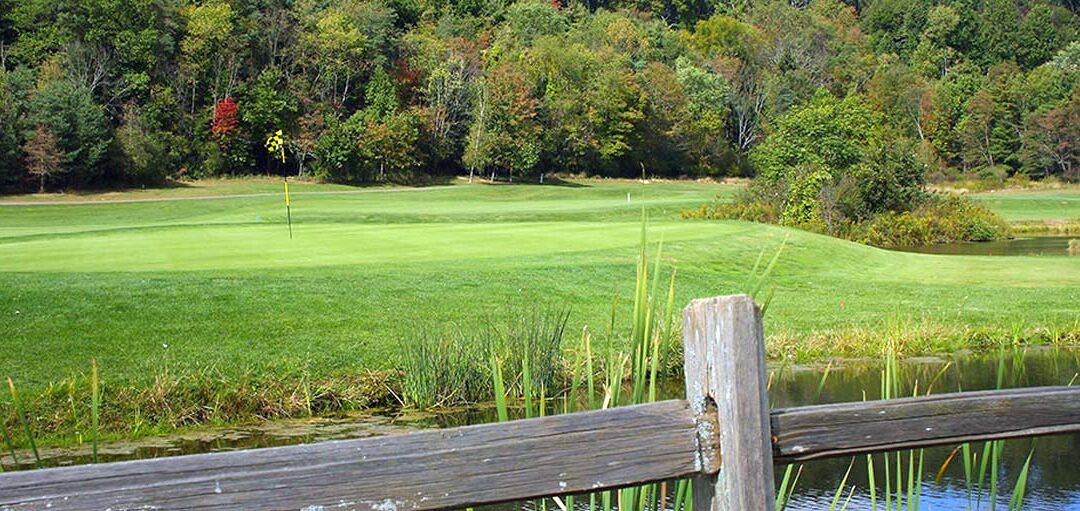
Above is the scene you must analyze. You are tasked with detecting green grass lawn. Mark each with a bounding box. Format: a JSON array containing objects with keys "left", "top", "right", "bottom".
[
  {"left": 972, "top": 186, "right": 1080, "bottom": 222},
  {"left": 2, "top": 179, "right": 1078, "bottom": 398}
]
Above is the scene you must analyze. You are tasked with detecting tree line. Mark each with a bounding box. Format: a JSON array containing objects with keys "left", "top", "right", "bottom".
[{"left": 0, "top": 0, "right": 1078, "bottom": 192}]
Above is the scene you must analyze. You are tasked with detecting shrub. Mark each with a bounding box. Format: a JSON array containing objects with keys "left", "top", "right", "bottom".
[
  {"left": 855, "top": 193, "right": 1011, "bottom": 247},
  {"left": 114, "top": 106, "right": 175, "bottom": 185},
  {"left": 976, "top": 164, "right": 1011, "bottom": 182},
  {"left": 681, "top": 195, "right": 779, "bottom": 223},
  {"left": 312, "top": 114, "right": 363, "bottom": 182},
  {"left": 689, "top": 192, "right": 1009, "bottom": 248},
  {"left": 838, "top": 139, "right": 928, "bottom": 220}
]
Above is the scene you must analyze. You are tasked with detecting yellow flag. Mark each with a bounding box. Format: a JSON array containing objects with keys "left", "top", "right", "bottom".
[
  {"left": 266, "top": 130, "right": 286, "bottom": 163},
  {"left": 284, "top": 179, "right": 291, "bottom": 206}
]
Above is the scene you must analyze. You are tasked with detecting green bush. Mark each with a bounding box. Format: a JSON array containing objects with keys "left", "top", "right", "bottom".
[
  {"left": 855, "top": 194, "right": 1011, "bottom": 247},
  {"left": 681, "top": 195, "right": 779, "bottom": 223},
  {"left": 689, "top": 192, "right": 1010, "bottom": 248},
  {"left": 114, "top": 106, "right": 176, "bottom": 185},
  {"left": 976, "top": 164, "right": 1011, "bottom": 182},
  {"left": 838, "top": 139, "right": 928, "bottom": 220},
  {"left": 313, "top": 110, "right": 423, "bottom": 184}
]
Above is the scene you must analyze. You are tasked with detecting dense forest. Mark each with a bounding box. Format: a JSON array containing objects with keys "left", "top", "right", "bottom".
[{"left": 0, "top": 0, "right": 1079, "bottom": 191}]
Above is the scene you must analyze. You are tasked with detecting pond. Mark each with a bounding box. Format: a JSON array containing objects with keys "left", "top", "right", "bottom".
[
  {"left": 5, "top": 348, "right": 1080, "bottom": 510},
  {"left": 771, "top": 349, "right": 1080, "bottom": 511},
  {"left": 894, "top": 236, "right": 1079, "bottom": 257}
]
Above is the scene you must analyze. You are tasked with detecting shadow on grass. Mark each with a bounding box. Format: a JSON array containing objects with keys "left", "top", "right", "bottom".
[
  {"left": 476, "top": 175, "right": 590, "bottom": 188},
  {"left": 4, "top": 179, "right": 196, "bottom": 197},
  {"left": 539, "top": 176, "right": 589, "bottom": 188}
]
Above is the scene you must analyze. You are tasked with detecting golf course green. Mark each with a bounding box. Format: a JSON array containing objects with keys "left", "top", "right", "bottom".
[
  {"left": 2, "top": 179, "right": 1078, "bottom": 398},
  {"left": 972, "top": 186, "right": 1080, "bottom": 222}
]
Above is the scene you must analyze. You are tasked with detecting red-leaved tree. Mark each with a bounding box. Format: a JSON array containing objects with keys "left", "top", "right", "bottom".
[{"left": 212, "top": 97, "right": 239, "bottom": 137}]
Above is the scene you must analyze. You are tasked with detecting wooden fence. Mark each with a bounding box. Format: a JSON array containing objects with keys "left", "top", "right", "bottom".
[{"left": 2, "top": 295, "right": 1079, "bottom": 511}]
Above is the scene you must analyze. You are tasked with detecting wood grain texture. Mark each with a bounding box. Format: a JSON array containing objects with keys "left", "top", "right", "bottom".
[
  {"left": 771, "top": 386, "right": 1080, "bottom": 463},
  {"left": 683, "top": 295, "right": 776, "bottom": 511},
  {"left": 0, "top": 400, "right": 704, "bottom": 511}
]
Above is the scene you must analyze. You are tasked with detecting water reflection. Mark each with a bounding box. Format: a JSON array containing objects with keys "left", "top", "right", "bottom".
[
  {"left": 772, "top": 349, "right": 1080, "bottom": 511},
  {"left": 893, "top": 236, "right": 1078, "bottom": 257}
]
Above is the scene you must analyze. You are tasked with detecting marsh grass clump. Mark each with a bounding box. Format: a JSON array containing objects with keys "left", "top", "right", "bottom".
[
  {"left": 1, "top": 368, "right": 391, "bottom": 453},
  {"left": 6, "top": 378, "right": 39, "bottom": 465},
  {"left": 932, "top": 348, "right": 1036, "bottom": 511},
  {"left": 400, "top": 329, "right": 491, "bottom": 410},
  {"left": 1010, "top": 221, "right": 1080, "bottom": 236},
  {"left": 774, "top": 341, "right": 1042, "bottom": 510},
  {"left": 768, "top": 319, "right": 1080, "bottom": 362},
  {"left": 400, "top": 308, "right": 570, "bottom": 409}
]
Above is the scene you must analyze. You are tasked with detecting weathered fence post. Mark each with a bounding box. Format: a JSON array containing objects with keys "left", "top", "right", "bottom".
[{"left": 683, "top": 295, "right": 776, "bottom": 511}]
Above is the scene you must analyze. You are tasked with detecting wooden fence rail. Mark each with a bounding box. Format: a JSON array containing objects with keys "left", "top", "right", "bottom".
[{"left": 2, "top": 295, "right": 1079, "bottom": 511}]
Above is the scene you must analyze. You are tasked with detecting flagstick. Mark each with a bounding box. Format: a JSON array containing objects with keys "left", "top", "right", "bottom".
[
  {"left": 286, "top": 202, "right": 293, "bottom": 239},
  {"left": 284, "top": 177, "right": 293, "bottom": 239}
]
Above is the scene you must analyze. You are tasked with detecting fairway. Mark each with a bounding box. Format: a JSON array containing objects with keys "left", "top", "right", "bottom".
[
  {"left": 2, "top": 180, "right": 1079, "bottom": 395},
  {"left": 972, "top": 186, "right": 1080, "bottom": 222}
]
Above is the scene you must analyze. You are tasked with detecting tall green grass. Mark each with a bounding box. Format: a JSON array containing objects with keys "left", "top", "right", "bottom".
[
  {"left": 777, "top": 342, "right": 1040, "bottom": 511},
  {"left": 401, "top": 309, "right": 569, "bottom": 409},
  {"left": 2, "top": 360, "right": 106, "bottom": 468},
  {"left": 774, "top": 356, "right": 832, "bottom": 511},
  {"left": 0, "top": 417, "right": 17, "bottom": 469},
  {"left": 90, "top": 359, "right": 100, "bottom": 464},
  {"left": 488, "top": 215, "right": 689, "bottom": 511},
  {"left": 874, "top": 345, "right": 1035, "bottom": 511},
  {"left": 942, "top": 347, "right": 1036, "bottom": 511},
  {"left": 7, "top": 377, "right": 40, "bottom": 465}
]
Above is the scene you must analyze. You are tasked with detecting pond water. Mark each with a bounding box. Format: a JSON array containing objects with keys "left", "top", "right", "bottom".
[
  {"left": 5, "top": 349, "right": 1080, "bottom": 510},
  {"left": 894, "top": 236, "right": 1078, "bottom": 257},
  {"left": 771, "top": 349, "right": 1080, "bottom": 511}
]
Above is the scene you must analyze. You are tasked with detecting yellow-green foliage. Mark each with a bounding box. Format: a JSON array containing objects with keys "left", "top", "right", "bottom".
[
  {"left": 682, "top": 197, "right": 778, "bottom": 223},
  {"left": 769, "top": 320, "right": 1080, "bottom": 362},
  {"left": 689, "top": 193, "right": 1010, "bottom": 248},
  {"left": 854, "top": 194, "right": 1011, "bottom": 247},
  {"left": 1011, "top": 221, "right": 1080, "bottom": 235}
]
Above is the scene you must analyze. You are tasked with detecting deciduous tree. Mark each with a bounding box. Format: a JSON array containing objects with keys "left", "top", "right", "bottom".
[{"left": 23, "top": 124, "right": 62, "bottom": 192}]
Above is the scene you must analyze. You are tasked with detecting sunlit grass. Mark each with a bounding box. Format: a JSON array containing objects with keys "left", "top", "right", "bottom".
[
  {"left": 972, "top": 188, "right": 1080, "bottom": 223},
  {"left": 2, "top": 179, "right": 1077, "bottom": 448}
]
